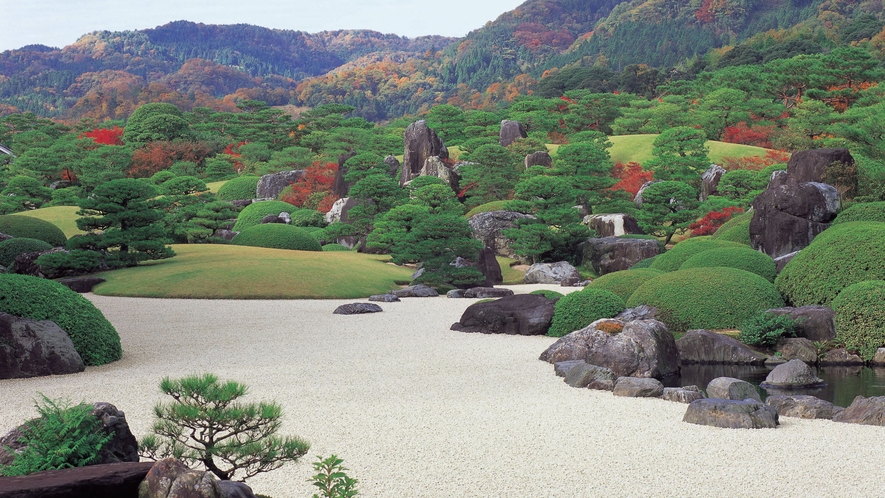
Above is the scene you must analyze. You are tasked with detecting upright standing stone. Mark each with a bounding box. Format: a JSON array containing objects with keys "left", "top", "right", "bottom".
[
  {"left": 525, "top": 151, "right": 553, "bottom": 169},
  {"left": 700, "top": 164, "right": 726, "bottom": 202},
  {"left": 332, "top": 152, "right": 358, "bottom": 198},
  {"left": 401, "top": 120, "right": 448, "bottom": 186},
  {"left": 499, "top": 120, "right": 527, "bottom": 147}
]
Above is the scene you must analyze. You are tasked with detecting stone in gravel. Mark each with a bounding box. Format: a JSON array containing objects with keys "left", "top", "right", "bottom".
[
  {"left": 463, "top": 287, "right": 514, "bottom": 299},
  {"left": 451, "top": 294, "right": 554, "bottom": 335},
  {"left": 565, "top": 363, "right": 616, "bottom": 390},
  {"left": 333, "top": 303, "right": 383, "bottom": 315},
  {"left": 766, "top": 395, "right": 843, "bottom": 420},
  {"left": 139, "top": 458, "right": 224, "bottom": 498},
  {"left": 676, "top": 329, "right": 767, "bottom": 365},
  {"left": 0, "top": 462, "right": 155, "bottom": 498},
  {"left": 0, "top": 313, "right": 84, "bottom": 379},
  {"left": 389, "top": 285, "right": 439, "bottom": 298},
  {"left": 613, "top": 377, "right": 664, "bottom": 397},
  {"left": 820, "top": 348, "right": 864, "bottom": 365},
  {"left": 446, "top": 289, "right": 466, "bottom": 298},
  {"left": 218, "top": 480, "right": 258, "bottom": 498},
  {"left": 767, "top": 305, "right": 836, "bottom": 342},
  {"left": 368, "top": 294, "right": 400, "bottom": 302},
  {"left": 91, "top": 402, "right": 139, "bottom": 464},
  {"left": 554, "top": 360, "right": 587, "bottom": 378},
  {"left": 684, "top": 399, "right": 779, "bottom": 429},
  {"left": 663, "top": 386, "right": 705, "bottom": 404},
  {"left": 761, "top": 359, "right": 825, "bottom": 389},
  {"left": 523, "top": 261, "right": 581, "bottom": 285},
  {"left": 833, "top": 396, "right": 885, "bottom": 426},
  {"left": 776, "top": 338, "right": 817, "bottom": 363},
  {"left": 706, "top": 377, "right": 761, "bottom": 401}
]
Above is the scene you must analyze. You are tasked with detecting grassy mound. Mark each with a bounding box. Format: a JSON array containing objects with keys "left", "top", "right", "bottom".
[
  {"left": 833, "top": 202, "right": 885, "bottom": 225},
  {"left": 529, "top": 289, "right": 564, "bottom": 301},
  {"left": 0, "top": 238, "right": 53, "bottom": 267},
  {"left": 776, "top": 222, "right": 885, "bottom": 306},
  {"left": 630, "top": 256, "right": 657, "bottom": 269},
  {"left": 608, "top": 134, "right": 770, "bottom": 165},
  {"left": 215, "top": 175, "right": 259, "bottom": 201},
  {"left": 232, "top": 201, "right": 300, "bottom": 232},
  {"left": 0, "top": 274, "right": 121, "bottom": 365},
  {"left": 711, "top": 211, "right": 752, "bottom": 245},
  {"left": 231, "top": 224, "right": 322, "bottom": 251},
  {"left": 588, "top": 268, "right": 664, "bottom": 301},
  {"left": 465, "top": 201, "right": 511, "bottom": 218},
  {"left": 649, "top": 237, "right": 744, "bottom": 272},
  {"left": 627, "top": 267, "right": 785, "bottom": 332},
  {"left": 679, "top": 246, "right": 777, "bottom": 282},
  {"left": 833, "top": 280, "right": 885, "bottom": 361},
  {"left": 0, "top": 215, "right": 67, "bottom": 247},
  {"left": 10, "top": 206, "right": 82, "bottom": 239},
  {"left": 547, "top": 288, "right": 626, "bottom": 337}
]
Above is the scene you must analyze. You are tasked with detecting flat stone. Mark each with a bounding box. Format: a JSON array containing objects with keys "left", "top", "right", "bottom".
[
  {"left": 677, "top": 330, "right": 767, "bottom": 365},
  {"left": 0, "top": 462, "right": 155, "bottom": 498},
  {"left": 663, "top": 386, "right": 705, "bottom": 404},
  {"left": 613, "top": 377, "right": 664, "bottom": 397},
  {"left": 554, "top": 360, "right": 587, "bottom": 378},
  {"left": 833, "top": 396, "right": 885, "bottom": 426},
  {"left": 706, "top": 377, "right": 761, "bottom": 401},
  {"left": 766, "top": 395, "right": 843, "bottom": 420},
  {"left": 684, "top": 398, "right": 779, "bottom": 429},
  {"left": 463, "top": 287, "right": 514, "bottom": 299},
  {"left": 368, "top": 294, "right": 400, "bottom": 302},
  {"left": 565, "top": 363, "right": 616, "bottom": 390},
  {"left": 389, "top": 285, "right": 439, "bottom": 298},
  {"left": 333, "top": 303, "right": 383, "bottom": 315}
]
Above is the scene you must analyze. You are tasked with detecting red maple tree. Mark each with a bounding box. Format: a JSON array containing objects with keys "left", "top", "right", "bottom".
[
  {"left": 609, "top": 162, "right": 653, "bottom": 196},
  {"left": 280, "top": 161, "right": 338, "bottom": 212},
  {"left": 689, "top": 206, "right": 744, "bottom": 236},
  {"left": 83, "top": 126, "right": 124, "bottom": 146}
]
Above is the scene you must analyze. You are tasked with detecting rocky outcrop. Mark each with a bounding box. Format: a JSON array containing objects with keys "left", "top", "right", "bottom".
[
  {"left": 706, "top": 377, "right": 761, "bottom": 401},
  {"left": 325, "top": 197, "right": 357, "bottom": 225},
  {"left": 333, "top": 303, "right": 383, "bottom": 315},
  {"left": 700, "top": 164, "right": 726, "bottom": 202},
  {"left": 525, "top": 151, "right": 553, "bottom": 169},
  {"left": 218, "top": 481, "right": 257, "bottom": 498},
  {"left": 683, "top": 399, "right": 779, "bottom": 429},
  {"left": 564, "top": 362, "right": 616, "bottom": 390},
  {"left": 419, "top": 156, "right": 459, "bottom": 191},
  {"left": 138, "top": 458, "right": 225, "bottom": 498},
  {"left": 615, "top": 305, "right": 658, "bottom": 322},
  {"left": 389, "top": 285, "right": 439, "bottom": 298},
  {"left": 539, "top": 319, "right": 680, "bottom": 379},
  {"left": 767, "top": 306, "right": 836, "bottom": 342},
  {"left": 585, "top": 214, "right": 644, "bottom": 238},
  {"left": 384, "top": 155, "right": 401, "bottom": 177},
  {"left": 613, "top": 377, "right": 664, "bottom": 397},
  {"left": 760, "top": 359, "right": 825, "bottom": 389},
  {"left": 633, "top": 180, "right": 663, "bottom": 206},
  {"left": 401, "top": 120, "right": 448, "bottom": 186},
  {"left": 787, "top": 148, "right": 856, "bottom": 196},
  {"left": 468, "top": 211, "right": 535, "bottom": 258},
  {"left": 256, "top": 170, "right": 304, "bottom": 199},
  {"left": 499, "top": 120, "right": 527, "bottom": 147},
  {"left": 331, "top": 152, "right": 357, "bottom": 198},
  {"left": 524, "top": 261, "right": 580, "bottom": 285},
  {"left": 820, "top": 348, "right": 864, "bottom": 365},
  {"left": 766, "top": 395, "right": 843, "bottom": 420},
  {"left": 451, "top": 294, "right": 555, "bottom": 335},
  {"left": 663, "top": 386, "right": 705, "bottom": 404},
  {"left": 833, "top": 396, "right": 885, "bottom": 425},
  {"left": 578, "top": 236, "right": 661, "bottom": 276},
  {"left": 11, "top": 248, "right": 71, "bottom": 278},
  {"left": 0, "top": 462, "right": 155, "bottom": 498},
  {"left": 676, "top": 330, "right": 767, "bottom": 365},
  {"left": 775, "top": 338, "right": 817, "bottom": 364},
  {"left": 0, "top": 313, "right": 84, "bottom": 379}
]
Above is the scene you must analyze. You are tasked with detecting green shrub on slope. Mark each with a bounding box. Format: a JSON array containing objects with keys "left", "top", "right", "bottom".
[
  {"left": 712, "top": 211, "right": 752, "bottom": 245},
  {"left": 0, "top": 215, "right": 67, "bottom": 247},
  {"left": 232, "top": 201, "right": 298, "bottom": 232},
  {"left": 679, "top": 246, "right": 777, "bottom": 282},
  {"left": 832, "top": 202, "right": 885, "bottom": 225},
  {"left": 588, "top": 268, "right": 664, "bottom": 301},
  {"left": 0, "top": 238, "right": 53, "bottom": 267},
  {"left": 215, "top": 176, "right": 259, "bottom": 201},
  {"left": 649, "top": 237, "right": 744, "bottom": 272},
  {"left": 231, "top": 224, "right": 322, "bottom": 251},
  {"left": 832, "top": 280, "right": 885, "bottom": 361},
  {"left": 547, "top": 288, "right": 626, "bottom": 337}
]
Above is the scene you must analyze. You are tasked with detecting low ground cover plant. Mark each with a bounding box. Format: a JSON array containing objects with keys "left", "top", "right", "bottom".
[
  {"left": 0, "top": 214, "right": 67, "bottom": 247},
  {"left": 679, "top": 246, "right": 777, "bottom": 282},
  {"left": 832, "top": 201, "right": 885, "bottom": 225},
  {"left": 231, "top": 224, "right": 323, "bottom": 251},
  {"left": 649, "top": 237, "right": 744, "bottom": 272},
  {"left": 832, "top": 280, "right": 885, "bottom": 361},
  {"left": 547, "top": 288, "right": 626, "bottom": 337},
  {"left": 588, "top": 268, "right": 664, "bottom": 302}
]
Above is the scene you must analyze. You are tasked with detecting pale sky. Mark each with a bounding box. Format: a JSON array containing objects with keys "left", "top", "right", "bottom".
[{"left": 0, "top": 0, "right": 527, "bottom": 52}]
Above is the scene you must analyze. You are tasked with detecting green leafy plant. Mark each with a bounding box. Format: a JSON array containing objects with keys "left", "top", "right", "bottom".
[
  {"left": 739, "top": 312, "right": 801, "bottom": 347},
  {"left": 832, "top": 280, "right": 885, "bottom": 361},
  {"left": 588, "top": 268, "right": 664, "bottom": 301},
  {"left": 139, "top": 373, "right": 310, "bottom": 482},
  {"left": 0, "top": 237, "right": 53, "bottom": 267},
  {"left": 0, "top": 214, "right": 67, "bottom": 247},
  {"left": 310, "top": 454, "right": 359, "bottom": 498},
  {"left": 0, "top": 395, "right": 112, "bottom": 476},
  {"left": 216, "top": 175, "right": 260, "bottom": 201},
  {"left": 230, "top": 224, "right": 323, "bottom": 251},
  {"left": 547, "top": 288, "right": 626, "bottom": 337}
]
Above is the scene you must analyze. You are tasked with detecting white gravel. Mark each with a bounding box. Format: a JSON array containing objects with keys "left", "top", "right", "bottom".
[{"left": 1, "top": 285, "right": 883, "bottom": 497}]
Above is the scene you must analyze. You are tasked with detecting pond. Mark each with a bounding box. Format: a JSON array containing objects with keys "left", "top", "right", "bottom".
[{"left": 666, "top": 364, "right": 885, "bottom": 407}]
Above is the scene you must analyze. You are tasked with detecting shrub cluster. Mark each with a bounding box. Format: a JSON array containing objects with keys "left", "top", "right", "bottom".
[
  {"left": 649, "top": 237, "right": 744, "bottom": 272},
  {"left": 627, "top": 267, "right": 785, "bottom": 332},
  {"left": 739, "top": 311, "right": 801, "bottom": 347},
  {"left": 711, "top": 211, "right": 752, "bottom": 245},
  {"left": 547, "top": 288, "right": 626, "bottom": 337},
  {"left": 679, "top": 246, "right": 777, "bottom": 282},
  {"left": 776, "top": 221, "right": 885, "bottom": 306},
  {"left": 832, "top": 201, "right": 885, "bottom": 225},
  {"left": 215, "top": 175, "right": 259, "bottom": 201},
  {"left": 0, "top": 237, "right": 53, "bottom": 267},
  {"left": 0, "top": 215, "right": 67, "bottom": 247},
  {"left": 231, "top": 224, "right": 323, "bottom": 251},
  {"left": 288, "top": 209, "right": 326, "bottom": 228},
  {"left": 588, "top": 268, "right": 664, "bottom": 301},
  {"left": 232, "top": 200, "right": 299, "bottom": 231},
  {"left": 630, "top": 256, "right": 657, "bottom": 269},
  {"left": 0, "top": 274, "right": 122, "bottom": 365},
  {"left": 832, "top": 280, "right": 885, "bottom": 361}
]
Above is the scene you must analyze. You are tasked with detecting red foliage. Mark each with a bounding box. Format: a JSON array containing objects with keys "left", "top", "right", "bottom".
[
  {"left": 223, "top": 141, "right": 247, "bottom": 173},
  {"left": 695, "top": 0, "right": 716, "bottom": 23},
  {"left": 129, "top": 141, "right": 212, "bottom": 178},
  {"left": 609, "top": 162, "right": 653, "bottom": 196},
  {"left": 720, "top": 150, "right": 791, "bottom": 172},
  {"left": 689, "top": 206, "right": 744, "bottom": 236},
  {"left": 279, "top": 161, "right": 338, "bottom": 212},
  {"left": 83, "top": 126, "right": 124, "bottom": 146},
  {"left": 721, "top": 121, "right": 775, "bottom": 148}
]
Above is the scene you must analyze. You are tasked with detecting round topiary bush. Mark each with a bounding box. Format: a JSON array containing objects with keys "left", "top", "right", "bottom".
[
  {"left": 231, "top": 224, "right": 322, "bottom": 251},
  {"left": 832, "top": 201, "right": 885, "bottom": 225},
  {"left": 529, "top": 289, "right": 564, "bottom": 301},
  {"left": 712, "top": 211, "right": 752, "bottom": 245},
  {"left": 630, "top": 256, "right": 657, "bottom": 269},
  {"left": 215, "top": 175, "right": 259, "bottom": 201},
  {"left": 588, "top": 268, "right": 664, "bottom": 301},
  {"left": 0, "top": 237, "right": 53, "bottom": 267},
  {"left": 832, "top": 280, "right": 885, "bottom": 361},
  {"left": 321, "top": 244, "right": 351, "bottom": 251},
  {"left": 0, "top": 215, "right": 67, "bottom": 247},
  {"left": 679, "top": 246, "right": 777, "bottom": 282},
  {"left": 547, "top": 288, "right": 626, "bottom": 337},
  {"left": 627, "top": 267, "right": 785, "bottom": 332},
  {"left": 289, "top": 209, "right": 326, "bottom": 228},
  {"left": 232, "top": 201, "right": 298, "bottom": 232},
  {"left": 776, "top": 221, "right": 885, "bottom": 307},
  {"left": 650, "top": 237, "right": 744, "bottom": 272},
  {"left": 0, "top": 274, "right": 121, "bottom": 366}
]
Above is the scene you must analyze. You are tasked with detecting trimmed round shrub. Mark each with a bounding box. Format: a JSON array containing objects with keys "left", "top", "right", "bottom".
[
  {"left": 627, "top": 267, "right": 785, "bottom": 332},
  {"left": 588, "top": 268, "right": 664, "bottom": 301},
  {"left": 0, "top": 215, "right": 67, "bottom": 247},
  {"left": 0, "top": 237, "right": 53, "bottom": 267},
  {"left": 215, "top": 175, "right": 259, "bottom": 201},
  {"left": 649, "top": 237, "right": 744, "bottom": 272},
  {"left": 832, "top": 280, "right": 885, "bottom": 361},
  {"left": 231, "top": 224, "right": 322, "bottom": 251},
  {"left": 321, "top": 244, "right": 351, "bottom": 251},
  {"left": 679, "top": 246, "right": 777, "bottom": 282},
  {"left": 630, "top": 256, "right": 657, "bottom": 269},
  {"left": 529, "top": 289, "right": 564, "bottom": 301},
  {"left": 0, "top": 274, "right": 121, "bottom": 365},
  {"left": 712, "top": 211, "right": 752, "bottom": 245},
  {"left": 289, "top": 209, "right": 326, "bottom": 228},
  {"left": 776, "top": 222, "right": 885, "bottom": 306},
  {"left": 833, "top": 201, "right": 885, "bottom": 225},
  {"left": 232, "top": 201, "right": 298, "bottom": 232},
  {"left": 547, "top": 288, "right": 626, "bottom": 337}
]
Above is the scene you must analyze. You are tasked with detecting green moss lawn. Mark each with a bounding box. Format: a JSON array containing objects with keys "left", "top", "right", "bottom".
[{"left": 608, "top": 135, "right": 770, "bottom": 165}]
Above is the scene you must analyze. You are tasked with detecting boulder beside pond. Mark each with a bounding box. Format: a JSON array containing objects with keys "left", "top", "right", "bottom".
[
  {"left": 563, "top": 362, "right": 616, "bottom": 390},
  {"left": 765, "top": 395, "right": 843, "bottom": 420},
  {"left": 706, "top": 377, "right": 761, "bottom": 401},
  {"left": 683, "top": 398, "right": 779, "bottom": 429},
  {"left": 833, "top": 396, "right": 885, "bottom": 426},
  {"left": 612, "top": 377, "right": 664, "bottom": 398},
  {"left": 760, "top": 359, "right": 825, "bottom": 390},
  {"left": 676, "top": 330, "right": 767, "bottom": 365}
]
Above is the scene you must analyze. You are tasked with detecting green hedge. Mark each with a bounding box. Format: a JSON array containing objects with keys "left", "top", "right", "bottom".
[
  {"left": 547, "top": 288, "right": 626, "bottom": 337},
  {"left": 232, "top": 201, "right": 298, "bottom": 232},
  {"left": 630, "top": 256, "right": 657, "bottom": 269},
  {"left": 833, "top": 202, "right": 885, "bottom": 225},
  {"left": 776, "top": 222, "right": 885, "bottom": 306},
  {"left": 627, "top": 267, "right": 785, "bottom": 332},
  {"left": 321, "top": 244, "right": 351, "bottom": 251},
  {"left": 215, "top": 175, "right": 259, "bottom": 201},
  {"left": 588, "top": 268, "right": 664, "bottom": 301},
  {"left": 679, "top": 246, "right": 777, "bottom": 282},
  {"left": 649, "top": 237, "right": 744, "bottom": 272},
  {"left": 0, "top": 215, "right": 67, "bottom": 247},
  {"left": 0, "top": 238, "right": 53, "bottom": 267},
  {"left": 712, "top": 211, "right": 752, "bottom": 245},
  {"left": 833, "top": 280, "right": 885, "bottom": 361},
  {"left": 231, "top": 224, "right": 322, "bottom": 251},
  {"left": 0, "top": 274, "right": 121, "bottom": 366}
]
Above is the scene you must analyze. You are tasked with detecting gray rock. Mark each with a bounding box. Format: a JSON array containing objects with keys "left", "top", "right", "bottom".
[
  {"left": 212, "top": 229, "right": 238, "bottom": 241},
  {"left": 256, "top": 170, "right": 304, "bottom": 199},
  {"left": 525, "top": 151, "right": 553, "bottom": 169},
  {"left": 633, "top": 180, "right": 663, "bottom": 206},
  {"left": 11, "top": 248, "right": 70, "bottom": 278},
  {"left": 368, "top": 294, "right": 400, "bottom": 303},
  {"left": 676, "top": 330, "right": 767, "bottom": 365},
  {"left": 833, "top": 396, "right": 885, "bottom": 426},
  {"left": 325, "top": 197, "right": 356, "bottom": 225},
  {"left": 476, "top": 246, "right": 503, "bottom": 286},
  {"left": 138, "top": 458, "right": 224, "bottom": 498},
  {"left": 524, "top": 261, "right": 580, "bottom": 284},
  {"left": 765, "top": 356, "right": 788, "bottom": 367},
  {"left": 451, "top": 294, "right": 555, "bottom": 336},
  {"left": 776, "top": 338, "right": 818, "bottom": 364},
  {"left": 554, "top": 360, "right": 588, "bottom": 378},
  {"left": 260, "top": 214, "right": 286, "bottom": 224},
  {"left": 91, "top": 402, "right": 139, "bottom": 464},
  {"left": 774, "top": 251, "right": 799, "bottom": 273},
  {"left": 384, "top": 155, "right": 401, "bottom": 177},
  {"left": 761, "top": 359, "right": 825, "bottom": 389},
  {"left": 578, "top": 236, "right": 661, "bottom": 276},
  {"left": 820, "top": 348, "right": 864, "bottom": 365},
  {"left": 787, "top": 148, "right": 856, "bottom": 194},
  {"left": 613, "top": 377, "right": 664, "bottom": 397},
  {"left": 331, "top": 152, "right": 357, "bottom": 198},
  {"left": 0, "top": 462, "right": 155, "bottom": 498},
  {"left": 766, "top": 395, "right": 843, "bottom": 420},
  {"left": 56, "top": 276, "right": 106, "bottom": 293},
  {"left": 333, "top": 303, "right": 384, "bottom": 315},
  {"left": 663, "top": 386, "right": 706, "bottom": 404},
  {"left": 463, "top": 287, "right": 514, "bottom": 299},
  {"left": 499, "top": 119, "right": 527, "bottom": 147},
  {"left": 468, "top": 211, "right": 535, "bottom": 258},
  {"left": 0, "top": 313, "right": 84, "bottom": 379},
  {"left": 683, "top": 398, "right": 779, "bottom": 429},
  {"left": 706, "top": 377, "right": 761, "bottom": 401},
  {"left": 565, "top": 363, "right": 616, "bottom": 390},
  {"left": 419, "top": 156, "right": 459, "bottom": 191},
  {"left": 767, "top": 306, "right": 836, "bottom": 342},
  {"left": 871, "top": 348, "right": 885, "bottom": 365},
  {"left": 218, "top": 481, "right": 257, "bottom": 498},
  {"left": 446, "top": 289, "right": 466, "bottom": 298},
  {"left": 615, "top": 305, "right": 658, "bottom": 322},
  {"left": 389, "top": 285, "right": 439, "bottom": 298},
  {"left": 402, "top": 120, "right": 448, "bottom": 185},
  {"left": 700, "top": 164, "right": 726, "bottom": 202},
  {"left": 585, "top": 214, "right": 644, "bottom": 238}
]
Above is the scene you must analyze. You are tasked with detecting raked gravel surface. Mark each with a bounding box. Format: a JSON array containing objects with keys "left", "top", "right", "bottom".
[{"left": 1, "top": 284, "right": 884, "bottom": 497}]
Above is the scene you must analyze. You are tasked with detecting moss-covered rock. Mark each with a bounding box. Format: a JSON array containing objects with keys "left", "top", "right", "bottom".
[
  {"left": 0, "top": 215, "right": 67, "bottom": 247},
  {"left": 0, "top": 237, "right": 53, "bottom": 267},
  {"left": 588, "top": 268, "right": 664, "bottom": 302},
  {"left": 649, "top": 237, "right": 744, "bottom": 272},
  {"left": 215, "top": 175, "right": 259, "bottom": 201},
  {"left": 832, "top": 280, "right": 885, "bottom": 361},
  {"left": 231, "top": 224, "right": 322, "bottom": 251},
  {"left": 547, "top": 288, "right": 626, "bottom": 337},
  {"left": 679, "top": 246, "right": 777, "bottom": 282}
]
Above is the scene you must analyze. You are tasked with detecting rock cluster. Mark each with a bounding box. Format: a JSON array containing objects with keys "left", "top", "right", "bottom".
[{"left": 578, "top": 236, "right": 661, "bottom": 276}]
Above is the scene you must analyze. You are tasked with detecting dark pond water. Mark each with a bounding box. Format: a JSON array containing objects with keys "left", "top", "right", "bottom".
[{"left": 664, "top": 364, "right": 885, "bottom": 407}]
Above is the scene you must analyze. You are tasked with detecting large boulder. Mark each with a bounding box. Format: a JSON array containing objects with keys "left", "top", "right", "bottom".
[
  {"left": 524, "top": 261, "right": 580, "bottom": 285},
  {"left": 419, "top": 156, "right": 459, "bottom": 191},
  {"left": 525, "top": 151, "right": 553, "bottom": 169},
  {"left": 0, "top": 313, "right": 84, "bottom": 379},
  {"left": 468, "top": 211, "right": 535, "bottom": 258},
  {"left": 11, "top": 248, "right": 70, "bottom": 278},
  {"left": 331, "top": 152, "right": 357, "bottom": 198},
  {"left": 775, "top": 338, "right": 817, "bottom": 364},
  {"left": 0, "top": 462, "right": 155, "bottom": 498},
  {"left": 760, "top": 359, "right": 825, "bottom": 389},
  {"left": 633, "top": 180, "right": 663, "bottom": 206},
  {"left": 766, "top": 306, "right": 836, "bottom": 342},
  {"left": 462, "top": 287, "right": 514, "bottom": 299},
  {"left": 539, "top": 319, "right": 680, "bottom": 379},
  {"left": 451, "top": 294, "right": 555, "bottom": 335},
  {"left": 766, "top": 395, "right": 843, "bottom": 420},
  {"left": 564, "top": 362, "right": 616, "bottom": 390},
  {"left": 700, "top": 164, "right": 726, "bottom": 202},
  {"left": 820, "top": 348, "right": 864, "bottom": 365},
  {"left": 585, "top": 214, "right": 644, "bottom": 238},
  {"left": 833, "top": 396, "right": 885, "bottom": 426},
  {"left": 138, "top": 458, "right": 224, "bottom": 498},
  {"left": 256, "top": 170, "right": 304, "bottom": 199},
  {"left": 676, "top": 330, "right": 767, "bottom": 365},
  {"left": 578, "top": 236, "right": 661, "bottom": 276},
  {"left": 663, "top": 386, "right": 706, "bottom": 404},
  {"left": 749, "top": 171, "right": 840, "bottom": 258},
  {"left": 786, "top": 148, "right": 856, "bottom": 196},
  {"left": 476, "top": 246, "right": 503, "bottom": 286},
  {"left": 499, "top": 119, "right": 527, "bottom": 147},
  {"left": 401, "top": 120, "right": 448, "bottom": 185},
  {"left": 683, "top": 398, "right": 779, "bottom": 429},
  {"left": 384, "top": 155, "right": 401, "bottom": 177},
  {"left": 613, "top": 377, "right": 664, "bottom": 397},
  {"left": 706, "top": 377, "right": 761, "bottom": 401}
]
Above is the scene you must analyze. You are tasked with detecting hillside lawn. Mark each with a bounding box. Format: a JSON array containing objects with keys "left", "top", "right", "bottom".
[
  {"left": 546, "top": 136, "right": 770, "bottom": 165},
  {"left": 10, "top": 206, "right": 83, "bottom": 238}
]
